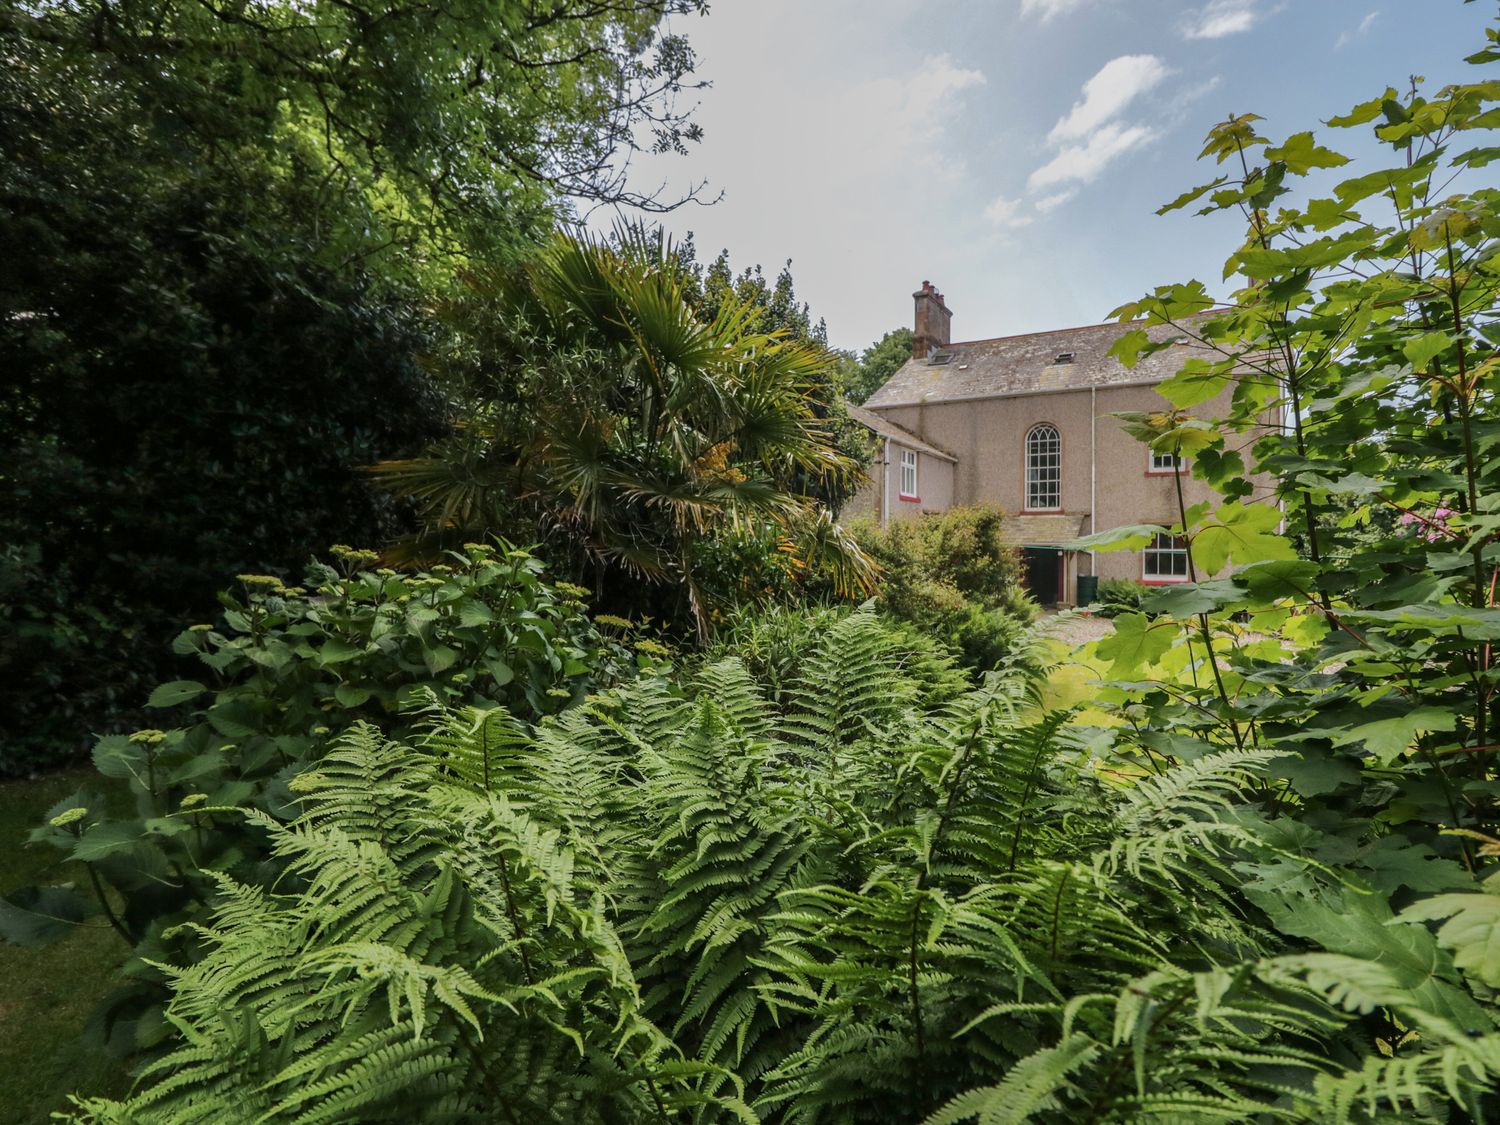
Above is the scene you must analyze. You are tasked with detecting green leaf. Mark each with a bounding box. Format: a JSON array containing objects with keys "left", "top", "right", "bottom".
[
  {"left": 1347, "top": 605, "right": 1500, "bottom": 640},
  {"left": 1141, "top": 581, "right": 1240, "bottom": 618},
  {"left": 424, "top": 644, "right": 460, "bottom": 675},
  {"left": 1265, "top": 131, "right": 1349, "bottom": 174},
  {"left": 317, "top": 638, "right": 362, "bottom": 665},
  {"left": 1403, "top": 331, "right": 1454, "bottom": 373},
  {"left": 1402, "top": 892, "right": 1500, "bottom": 988},
  {"left": 458, "top": 602, "right": 495, "bottom": 627},
  {"left": 147, "top": 680, "right": 206, "bottom": 708},
  {"left": 1192, "top": 502, "right": 1293, "bottom": 574},
  {"left": 92, "top": 735, "right": 147, "bottom": 781},
  {"left": 334, "top": 684, "right": 372, "bottom": 708},
  {"left": 1266, "top": 749, "right": 1360, "bottom": 797},
  {"left": 72, "top": 822, "right": 143, "bottom": 863},
  {"left": 1327, "top": 88, "right": 1399, "bottom": 128},
  {"left": 1330, "top": 707, "right": 1457, "bottom": 766},
  {"left": 1260, "top": 890, "right": 1490, "bottom": 1030},
  {"left": 1065, "top": 524, "right": 1168, "bottom": 553},
  {"left": 1157, "top": 360, "right": 1232, "bottom": 409},
  {"left": 1156, "top": 177, "right": 1229, "bottom": 216},
  {"left": 1095, "top": 613, "right": 1176, "bottom": 676},
  {"left": 0, "top": 886, "right": 95, "bottom": 946}
]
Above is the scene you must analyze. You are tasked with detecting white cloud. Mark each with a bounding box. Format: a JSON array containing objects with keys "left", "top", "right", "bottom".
[
  {"left": 1181, "top": 0, "right": 1258, "bottom": 40},
  {"left": 1035, "top": 189, "right": 1078, "bottom": 213},
  {"left": 984, "top": 195, "right": 1034, "bottom": 228},
  {"left": 1028, "top": 122, "right": 1158, "bottom": 191},
  {"left": 1020, "top": 0, "right": 1100, "bottom": 21},
  {"left": 1048, "top": 55, "right": 1170, "bottom": 144},
  {"left": 1336, "top": 10, "right": 1379, "bottom": 49},
  {"left": 836, "top": 55, "right": 986, "bottom": 173}
]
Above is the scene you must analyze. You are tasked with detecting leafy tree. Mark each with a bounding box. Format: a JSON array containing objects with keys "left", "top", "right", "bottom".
[
  {"left": 844, "top": 327, "right": 913, "bottom": 404},
  {"left": 0, "top": 0, "right": 711, "bottom": 768},
  {"left": 2, "top": 0, "right": 710, "bottom": 275},
  {"left": 374, "top": 229, "right": 874, "bottom": 641},
  {"left": 673, "top": 237, "right": 872, "bottom": 509}
]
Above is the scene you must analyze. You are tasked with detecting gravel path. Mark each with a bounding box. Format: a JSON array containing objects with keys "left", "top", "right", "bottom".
[{"left": 1038, "top": 611, "right": 1114, "bottom": 646}]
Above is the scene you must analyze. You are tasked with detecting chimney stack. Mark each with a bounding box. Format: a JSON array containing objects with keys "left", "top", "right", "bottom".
[{"left": 912, "top": 280, "right": 952, "bottom": 360}]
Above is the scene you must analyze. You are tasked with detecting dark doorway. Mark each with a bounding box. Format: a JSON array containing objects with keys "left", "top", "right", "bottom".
[{"left": 1022, "top": 548, "right": 1063, "bottom": 607}]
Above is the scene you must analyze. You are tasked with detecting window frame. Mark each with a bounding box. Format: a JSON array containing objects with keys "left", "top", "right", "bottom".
[
  {"left": 898, "top": 448, "right": 919, "bottom": 501},
  {"left": 1024, "top": 423, "right": 1062, "bottom": 512},
  {"left": 1142, "top": 533, "right": 1191, "bottom": 584},
  {"left": 1147, "top": 450, "right": 1186, "bottom": 475}
]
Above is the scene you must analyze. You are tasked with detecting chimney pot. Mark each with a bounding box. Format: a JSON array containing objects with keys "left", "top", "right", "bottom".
[{"left": 912, "top": 279, "right": 954, "bottom": 360}]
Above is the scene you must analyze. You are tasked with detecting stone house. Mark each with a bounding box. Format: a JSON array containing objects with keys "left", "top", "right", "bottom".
[{"left": 844, "top": 281, "right": 1279, "bottom": 605}]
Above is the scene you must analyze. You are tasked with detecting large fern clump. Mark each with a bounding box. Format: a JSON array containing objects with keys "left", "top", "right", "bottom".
[{"left": 66, "top": 606, "right": 1500, "bottom": 1122}]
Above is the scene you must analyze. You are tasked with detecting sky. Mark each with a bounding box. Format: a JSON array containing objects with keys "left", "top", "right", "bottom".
[{"left": 612, "top": 0, "right": 1496, "bottom": 354}]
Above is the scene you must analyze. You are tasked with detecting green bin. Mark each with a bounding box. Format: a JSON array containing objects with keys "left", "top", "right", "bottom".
[{"left": 1077, "top": 575, "right": 1099, "bottom": 606}]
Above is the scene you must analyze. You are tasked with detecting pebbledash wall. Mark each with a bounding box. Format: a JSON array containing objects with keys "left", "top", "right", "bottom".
[
  {"left": 870, "top": 382, "right": 1237, "bottom": 584},
  {"left": 843, "top": 282, "right": 1282, "bottom": 603}
]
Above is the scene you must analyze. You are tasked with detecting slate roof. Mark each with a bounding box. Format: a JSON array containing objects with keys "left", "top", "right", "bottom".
[
  {"left": 863, "top": 317, "right": 1209, "bottom": 409},
  {"left": 845, "top": 404, "right": 957, "bottom": 462},
  {"left": 1003, "top": 513, "right": 1088, "bottom": 548}
]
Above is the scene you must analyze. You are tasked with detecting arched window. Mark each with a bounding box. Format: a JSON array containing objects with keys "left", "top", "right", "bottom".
[{"left": 1025, "top": 424, "right": 1061, "bottom": 510}]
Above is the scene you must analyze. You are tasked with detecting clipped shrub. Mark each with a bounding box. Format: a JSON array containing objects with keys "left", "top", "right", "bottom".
[
  {"left": 850, "top": 507, "right": 1035, "bottom": 672},
  {"left": 1, "top": 541, "right": 649, "bottom": 1051}
]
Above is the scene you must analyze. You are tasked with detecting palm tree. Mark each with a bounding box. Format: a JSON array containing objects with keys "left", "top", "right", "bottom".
[{"left": 373, "top": 227, "right": 874, "bottom": 641}]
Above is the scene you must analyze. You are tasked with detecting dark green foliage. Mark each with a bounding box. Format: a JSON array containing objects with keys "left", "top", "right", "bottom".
[
  {"left": 2, "top": 543, "right": 639, "bottom": 1053},
  {"left": 842, "top": 328, "right": 914, "bottom": 406},
  {"left": 0, "top": 220, "right": 449, "bottom": 772},
  {"left": 374, "top": 229, "right": 874, "bottom": 642},
  {"left": 0, "top": 0, "right": 707, "bottom": 772},
  {"left": 64, "top": 606, "right": 1500, "bottom": 1122},
  {"left": 710, "top": 602, "right": 970, "bottom": 709},
  {"left": 850, "top": 508, "right": 1036, "bottom": 673},
  {"left": 1092, "top": 578, "right": 1147, "bottom": 618}
]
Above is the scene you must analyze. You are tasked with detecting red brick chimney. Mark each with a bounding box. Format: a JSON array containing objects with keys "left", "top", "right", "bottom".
[{"left": 912, "top": 280, "right": 952, "bottom": 360}]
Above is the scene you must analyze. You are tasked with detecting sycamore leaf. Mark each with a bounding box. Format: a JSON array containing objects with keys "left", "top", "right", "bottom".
[
  {"left": 1260, "top": 890, "right": 1489, "bottom": 1030},
  {"left": 1327, "top": 88, "right": 1400, "bottom": 128},
  {"left": 1347, "top": 605, "right": 1500, "bottom": 640},
  {"left": 1293, "top": 471, "right": 1391, "bottom": 497},
  {"left": 1330, "top": 706, "right": 1457, "bottom": 766},
  {"left": 1095, "top": 613, "right": 1175, "bottom": 677},
  {"left": 1109, "top": 328, "right": 1151, "bottom": 368},
  {"left": 1265, "top": 132, "right": 1349, "bottom": 174},
  {"left": 1402, "top": 893, "right": 1500, "bottom": 988},
  {"left": 1066, "top": 524, "right": 1167, "bottom": 553},
  {"left": 1158, "top": 360, "right": 1233, "bottom": 408},
  {"left": 1358, "top": 838, "right": 1471, "bottom": 894},
  {"left": 1192, "top": 502, "right": 1293, "bottom": 574},
  {"left": 1266, "top": 749, "right": 1360, "bottom": 797},
  {"left": 1156, "top": 177, "right": 1230, "bottom": 215},
  {"left": 1403, "top": 331, "right": 1455, "bottom": 373},
  {"left": 1141, "top": 581, "right": 1240, "bottom": 618}
]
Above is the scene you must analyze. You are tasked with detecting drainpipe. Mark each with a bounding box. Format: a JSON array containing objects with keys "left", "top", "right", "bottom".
[
  {"left": 1089, "top": 385, "right": 1097, "bottom": 577},
  {"left": 882, "top": 437, "right": 892, "bottom": 529}
]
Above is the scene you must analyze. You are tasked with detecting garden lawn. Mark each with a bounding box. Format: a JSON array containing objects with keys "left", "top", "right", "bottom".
[{"left": 0, "top": 770, "right": 128, "bottom": 1123}]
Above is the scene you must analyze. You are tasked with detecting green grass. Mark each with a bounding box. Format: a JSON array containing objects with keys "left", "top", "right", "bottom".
[{"left": 0, "top": 770, "right": 130, "bottom": 1123}]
